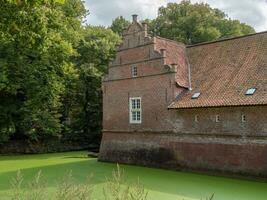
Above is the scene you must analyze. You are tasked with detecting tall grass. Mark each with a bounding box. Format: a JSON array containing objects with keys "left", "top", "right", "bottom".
[
  {"left": 55, "top": 171, "right": 93, "bottom": 200},
  {"left": 8, "top": 165, "right": 214, "bottom": 200},
  {"left": 103, "top": 164, "right": 148, "bottom": 200}
]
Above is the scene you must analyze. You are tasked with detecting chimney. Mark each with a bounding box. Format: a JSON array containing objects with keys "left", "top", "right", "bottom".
[
  {"left": 132, "top": 14, "right": 138, "bottom": 22},
  {"left": 160, "top": 49, "right": 166, "bottom": 57},
  {"left": 142, "top": 22, "right": 148, "bottom": 37},
  {"left": 171, "top": 63, "right": 178, "bottom": 72}
]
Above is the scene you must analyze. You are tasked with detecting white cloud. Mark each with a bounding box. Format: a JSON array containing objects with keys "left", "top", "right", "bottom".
[
  {"left": 84, "top": 0, "right": 267, "bottom": 32},
  {"left": 84, "top": 0, "right": 167, "bottom": 26},
  {"left": 197, "top": 0, "right": 267, "bottom": 31}
]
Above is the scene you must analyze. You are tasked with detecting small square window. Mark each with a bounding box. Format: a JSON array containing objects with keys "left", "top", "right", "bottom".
[
  {"left": 192, "top": 92, "right": 200, "bottom": 99},
  {"left": 194, "top": 115, "right": 199, "bottom": 122},
  {"left": 215, "top": 115, "right": 220, "bottom": 122},
  {"left": 245, "top": 88, "right": 256, "bottom": 95},
  {"left": 241, "top": 115, "right": 246, "bottom": 123},
  {"left": 131, "top": 66, "right": 137, "bottom": 77}
]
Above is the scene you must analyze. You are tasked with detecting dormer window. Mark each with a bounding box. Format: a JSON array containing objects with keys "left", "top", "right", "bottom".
[
  {"left": 191, "top": 92, "right": 200, "bottom": 99},
  {"left": 131, "top": 65, "right": 137, "bottom": 77},
  {"left": 245, "top": 88, "right": 256, "bottom": 95}
]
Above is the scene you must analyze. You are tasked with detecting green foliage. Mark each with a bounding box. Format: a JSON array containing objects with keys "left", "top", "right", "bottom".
[
  {"left": 6, "top": 0, "right": 64, "bottom": 6},
  {"left": 149, "top": 0, "right": 255, "bottom": 44},
  {"left": 0, "top": 0, "right": 85, "bottom": 142},
  {"left": 77, "top": 26, "right": 121, "bottom": 73},
  {"left": 110, "top": 16, "right": 131, "bottom": 36},
  {"left": 64, "top": 26, "right": 121, "bottom": 144},
  {"left": 0, "top": 0, "right": 120, "bottom": 145},
  {"left": 0, "top": 0, "right": 256, "bottom": 147}
]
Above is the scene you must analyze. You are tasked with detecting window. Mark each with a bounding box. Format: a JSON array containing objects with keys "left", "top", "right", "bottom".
[
  {"left": 215, "top": 115, "right": 220, "bottom": 122},
  {"left": 129, "top": 97, "right": 141, "bottom": 124},
  {"left": 194, "top": 115, "right": 199, "bottom": 122},
  {"left": 241, "top": 115, "right": 246, "bottom": 123},
  {"left": 192, "top": 92, "right": 201, "bottom": 99},
  {"left": 131, "top": 65, "right": 138, "bottom": 77},
  {"left": 245, "top": 88, "right": 256, "bottom": 95}
]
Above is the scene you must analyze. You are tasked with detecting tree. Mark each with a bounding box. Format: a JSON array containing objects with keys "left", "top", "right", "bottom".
[
  {"left": 0, "top": 0, "right": 83, "bottom": 142},
  {"left": 110, "top": 16, "right": 130, "bottom": 36},
  {"left": 149, "top": 0, "right": 255, "bottom": 44},
  {"left": 0, "top": 0, "right": 120, "bottom": 147},
  {"left": 67, "top": 26, "right": 121, "bottom": 144},
  {"left": 7, "top": 0, "right": 64, "bottom": 5}
]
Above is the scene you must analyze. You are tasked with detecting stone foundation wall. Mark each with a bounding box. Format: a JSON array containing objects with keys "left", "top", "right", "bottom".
[{"left": 99, "top": 131, "right": 267, "bottom": 177}]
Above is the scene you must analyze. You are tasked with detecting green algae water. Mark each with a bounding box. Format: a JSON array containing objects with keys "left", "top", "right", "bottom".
[{"left": 0, "top": 151, "right": 266, "bottom": 200}]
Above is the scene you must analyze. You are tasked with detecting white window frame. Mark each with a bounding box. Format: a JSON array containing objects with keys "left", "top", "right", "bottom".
[
  {"left": 131, "top": 65, "right": 138, "bottom": 78},
  {"left": 246, "top": 88, "right": 256, "bottom": 95},
  {"left": 192, "top": 92, "right": 200, "bottom": 99},
  {"left": 215, "top": 115, "right": 220, "bottom": 123},
  {"left": 241, "top": 114, "right": 246, "bottom": 123},
  {"left": 194, "top": 115, "right": 199, "bottom": 122},
  {"left": 129, "top": 97, "right": 141, "bottom": 124}
]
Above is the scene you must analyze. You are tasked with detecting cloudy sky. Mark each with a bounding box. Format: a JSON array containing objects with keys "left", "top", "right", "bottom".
[{"left": 84, "top": 0, "right": 267, "bottom": 32}]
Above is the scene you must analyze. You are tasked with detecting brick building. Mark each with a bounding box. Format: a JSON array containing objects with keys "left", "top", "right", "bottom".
[{"left": 99, "top": 15, "right": 267, "bottom": 177}]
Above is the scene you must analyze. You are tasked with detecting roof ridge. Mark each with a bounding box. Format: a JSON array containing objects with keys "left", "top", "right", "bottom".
[
  {"left": 187, "top": 30, "right": 267, "bottom": 48},
  {"left": 155, "top": 36, "right": 185, "bottom": 47}
]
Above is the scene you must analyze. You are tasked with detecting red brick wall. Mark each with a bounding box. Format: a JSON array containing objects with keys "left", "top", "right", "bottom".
[
  {"left": 99, "top": 18, "right": 267, "bottom": 177},
  {"left": 155, "top": 38, "right": 189, "bottom": 88},
  {"left": 99, "top": 131, "right": 267, "bottom": 177},
  {"left": 101, "top": 98, "right": 267, "bottom": 176},
  {"left": 102, "top": 21, "right": 183, "bottom": 132},
  {"left": 103, "top": 73, "right": 181, "bottom": 132},
  {"left": 173, "top": 106, "right": 267, "bottom": 136},
  {"left": 108, "top": 54, "right": 167, "bottom": 80}
]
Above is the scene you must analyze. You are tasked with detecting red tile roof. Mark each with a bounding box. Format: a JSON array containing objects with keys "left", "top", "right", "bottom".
[
  {"left": 169, "top": 31, "right": 267, "bottom": 109},
  {"left": 155, "top": 37, "right": 190, "bottom": 88}
]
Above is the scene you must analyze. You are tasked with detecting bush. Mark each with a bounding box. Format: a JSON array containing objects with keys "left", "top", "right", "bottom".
[{"left": 0, "top": 138, "right": 90, "bottom": 155}]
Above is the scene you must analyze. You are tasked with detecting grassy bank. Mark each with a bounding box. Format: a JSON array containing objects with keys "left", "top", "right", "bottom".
[{"left": 0, "top": 151, "right": 267, "bottom": 200}]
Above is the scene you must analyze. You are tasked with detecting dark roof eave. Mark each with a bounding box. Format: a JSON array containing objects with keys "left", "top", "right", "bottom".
[
  {"left": 168, "top": 103, "right": 267, "bottom": 110},
  {"left": 186, "top": 30, "right": 267, "bottom": 48}
]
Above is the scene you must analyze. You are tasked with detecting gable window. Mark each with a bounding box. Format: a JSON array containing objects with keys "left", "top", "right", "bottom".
[
  {"left": 129, "top": 97, "right": 141, "bottom": 124},
  {"left": 131, "top": 65, "right": 138, "bottom": 77}
]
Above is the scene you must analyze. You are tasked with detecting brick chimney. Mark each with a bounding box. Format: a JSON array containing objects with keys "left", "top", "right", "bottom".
[
  {"left": 132, "top": 14, "right": 138, "bottom": 22},
  {"left": 160, "top": 49, "right": 166, "bottom": 57},
  {"left": 142, "top": 22, "right": 148, "bottom": 37}
]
